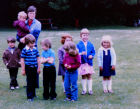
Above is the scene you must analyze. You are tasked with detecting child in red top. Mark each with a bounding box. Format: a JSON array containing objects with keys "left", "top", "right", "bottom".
[
  {"left": 63, "top": 41, "right": 81, "bottom": 102},
  {"left": 13, "top": 11, "right": 30, "bottom": 50}
]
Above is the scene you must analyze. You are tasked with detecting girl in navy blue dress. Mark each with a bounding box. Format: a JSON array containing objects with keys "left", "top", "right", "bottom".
[{"left": 98, "top": 35, "right": 116, "bottom": 93}]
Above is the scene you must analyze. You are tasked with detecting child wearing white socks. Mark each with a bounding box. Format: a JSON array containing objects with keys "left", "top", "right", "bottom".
[
  {"left": 98, "top": 35, "right": 116, "bottom": 93},
  {"left": 77, "top": 28, "right": 96, "bottom": 95}
]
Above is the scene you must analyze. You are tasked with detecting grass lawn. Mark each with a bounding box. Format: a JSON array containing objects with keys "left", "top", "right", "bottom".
[{"left": 0, "top": 29, "right": 140, "bottom": 109}]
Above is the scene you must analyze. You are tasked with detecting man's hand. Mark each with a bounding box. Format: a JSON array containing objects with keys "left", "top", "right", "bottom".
[
  {"left": 99, "top": 66, "right": 103, "bottom": 71},
  {"left": 22, "top": 70, "right": 26, "bottom": 76}
]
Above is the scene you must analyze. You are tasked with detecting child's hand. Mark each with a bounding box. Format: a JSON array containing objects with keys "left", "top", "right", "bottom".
[
  {"left": 99, "top": 67, "right": 103, "bottom": 71},
  {"left": 48, "top": 58, "right": 54, "bottom": 64},
  {"left": 22, "top": 70, "right": 26, "bottom": 76},
  {"left": 44, "top": 58, "right": 49, "bottom": 62},
  {"left": 18, "top": 62, "right": 21, "bottom": 65},
  {"left": 111, "top": 65, "right": 115, "bottom": 70},
  {"left": 81, "top": 51, "right": 86, "bottom": 55},
  {"left": 20, "top": 37, "right": 25, "bottom": 43},
  {"left": 37, "top": 68, "right": 41, "bottom": 74},
  {"left": 67, "top": 65, "right": 71, "bottom": 69},
  {"left": 88, "top": 55, "right": 93, "bottom": 59},
  {"left": 64, "top": 64, "right": 68, "bottom": 67}
]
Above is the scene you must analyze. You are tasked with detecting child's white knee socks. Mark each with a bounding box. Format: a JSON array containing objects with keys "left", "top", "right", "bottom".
[
  {"left": 102, "top": 80, "right": 107, "bottom": 91},
  {"left": 81, "top": 79, "right": 87, "bottom": 92},
  {"left": 107, "top": 79, "right": 112, "bottom": 91},
  {"left": 87, "top": 79, "right": 92, "bottom": 91}
]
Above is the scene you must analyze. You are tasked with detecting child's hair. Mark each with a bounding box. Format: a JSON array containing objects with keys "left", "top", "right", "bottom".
[
  {"left": 80, "top": 28, "right": 89, "bottom": 37},
  {"left": 101, "top": 35, "right": 113, "bottom": 47},
  {"left": 18, "top": 11, "right": 27, "bottom": 20},
  {"left": 61, "top": 33, "right": 73, "bottom": 44},
  {"left": 63, "top": 41, "right": 78, "bottom": 56},
  {"left": 41, "top": 38, "right": 51, "bottom": 48},
  {"left": 7, "top": 36, "right": 16, "bottom": 43},
  {"left": 27, "top": 5, "right": 37, "bottom": 13},
  {"left": 25, "top": 34, "right": 36, "bottom": 44}
]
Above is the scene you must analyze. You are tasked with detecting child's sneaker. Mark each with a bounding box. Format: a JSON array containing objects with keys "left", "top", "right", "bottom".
[
  {"left": 50, "top": 97, "right": 56, "bottom": 100},
  {"left": 88, "top": 90, "right": 93, "bottom": 95},
  {"left": 81, "top": 90, "right": 86, "bottom": 95},
  {"left": 15, "top": 86, "right": 19, "bottom": 89},
  {"left": 64, "top": 98, "right": 71, "bottom": 101},
  {"left": 10, "top": 86, "right": 15, "bottom": 90},
  {"left": 27, "top": 98, "right": 34, "bottom": 102}
]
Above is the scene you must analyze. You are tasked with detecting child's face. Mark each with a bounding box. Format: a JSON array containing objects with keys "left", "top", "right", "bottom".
[
  {"left": 41, "top": 44, "right": 49, "bottom": 51},
  {"left": 19, "top": 16, "right": 26, "bottom": 22},
  {"left": 8, "top": 42, "right": 15, "bottom": 48},
  {"left": 28, "top": 12, "right": 36, "bottom": 20},
  {"left": 64, "top": 38, "right": 72, "bottom": 44},
  {"left": 28, "top": 42, "right": 35, "bottom": 49},
  {"left": 102, "top": 41, "right": 111, "bottom": 49},
  {"left": 81, "top": 33, "right": 89, "bottom": 42}
]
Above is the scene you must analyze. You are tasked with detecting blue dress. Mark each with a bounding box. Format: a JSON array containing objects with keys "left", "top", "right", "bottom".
[{"left": 100, "top": 50, "right": 116, "bottom": 77}]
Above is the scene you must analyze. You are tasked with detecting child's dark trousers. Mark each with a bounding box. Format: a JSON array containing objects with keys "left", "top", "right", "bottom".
[
  {"left": 43, "top": 66, "right": 57, "bottom": 99},
  {"left": 25, "top": 65, "right": 38, "bottom": 99},
  {"left": 9, "top": 68, "right": 19, "bottom": 87}
]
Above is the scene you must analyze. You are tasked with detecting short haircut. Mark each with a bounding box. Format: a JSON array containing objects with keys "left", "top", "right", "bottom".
[
  {"left": 61, "top": 34, "right": 73, "bottom": 44},
  {"left": 27, "top": 5, "right": 37, "bottom": 13},
  {"left": 41, "top": 38, "right": 51, "bottom": 48},
  {"left": 25, "top": 34, "right": 36, "bottom": 44},
  {"left": 18, "top": 11, "right": 27, "bottom": 20},
  {"left": 7, "top": 36, "right": 16, "bottom": 43},
  {"left": 80, "top": 28, "right": 89, "bottom": 37}
]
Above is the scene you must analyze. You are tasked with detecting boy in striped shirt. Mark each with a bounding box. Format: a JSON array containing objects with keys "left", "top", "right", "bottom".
[{"left": 21, "top": 34, "right": 40, "bottom": 101}]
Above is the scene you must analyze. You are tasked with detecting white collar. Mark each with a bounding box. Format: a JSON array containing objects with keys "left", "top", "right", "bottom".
[
  {"left": 100, "top": 47, "right": 111, "bottom": 51},
  {"left": 25, "top": 45, "right": 36, "bottom": 50}
]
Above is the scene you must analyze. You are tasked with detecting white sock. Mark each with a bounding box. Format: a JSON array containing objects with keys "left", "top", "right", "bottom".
[
  {"left": 81, "top": 79, "right": 87, "bottom": 92},
  {"left": 87, "top": 79, "right": 92, "bottom": 92},
  {"left": 62, "top": 82, "right": 65, "bottom": 92},
  {"left": 108, "top": 79, "right": 112, "bottom": 91},
  {"left": 102, "top": 80, "right": 107, "bottom": 91}
]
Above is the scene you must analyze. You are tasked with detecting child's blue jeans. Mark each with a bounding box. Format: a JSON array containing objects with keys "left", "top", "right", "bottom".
[{"left": 64, "top": 70, "right": 78, "bottom": 101}]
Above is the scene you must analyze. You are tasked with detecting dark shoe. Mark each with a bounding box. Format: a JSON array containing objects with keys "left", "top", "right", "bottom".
[
  {"left": 50, "top": 97, "right": 56, "bottom": 100},
  {"left": 43, "top": 97, "right": 49, "bottom": 100}
]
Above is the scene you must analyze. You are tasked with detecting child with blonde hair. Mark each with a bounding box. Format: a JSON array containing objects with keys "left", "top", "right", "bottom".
[
  {"left": 77, "top": 28, "right": 96, "bottom": 95},
  {"left": 98, "top": 35, "right": 116, "bottom": 93},
  {"left": 63, "top": 41, "right": 81, "bottom": 101},
  {"left": 13, "top": 11, "right": 30, "bottom": 50}
]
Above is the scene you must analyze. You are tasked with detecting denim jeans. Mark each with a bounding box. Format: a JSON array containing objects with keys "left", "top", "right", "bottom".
[{"left": 64, "top": 70, "right": 78, "bottom": 101}]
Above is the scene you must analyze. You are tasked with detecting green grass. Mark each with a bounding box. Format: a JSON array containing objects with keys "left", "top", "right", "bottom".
[{"left": 0, "top": 29, "right": 140, "bottom": 109}]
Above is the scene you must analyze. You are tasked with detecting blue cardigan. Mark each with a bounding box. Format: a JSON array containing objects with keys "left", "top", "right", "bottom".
[{"left": 77, "top": 41, "right": 95, "bottom": 66}]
